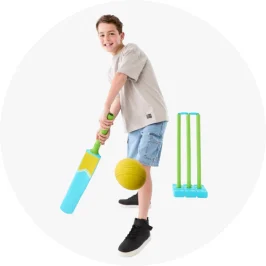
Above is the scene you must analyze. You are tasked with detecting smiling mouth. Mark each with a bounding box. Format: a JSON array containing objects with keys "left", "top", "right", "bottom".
[{"left": 105, "top": 43, "right": 113, "bottom": 47}]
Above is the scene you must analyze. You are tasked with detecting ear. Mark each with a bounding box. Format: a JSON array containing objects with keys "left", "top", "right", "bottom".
[{"left": 121, "top": 32, "right": 125, "bottom": 40}]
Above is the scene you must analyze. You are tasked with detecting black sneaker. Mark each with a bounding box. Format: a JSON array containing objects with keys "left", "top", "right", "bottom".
[
  {"left": 118, "top": 218, "right": 153, "bottom": 257},
  {"left": 118, "top": 193, "right": 138, "bottom": 207},
  {"left": 118, "top": 193, "right": 151, "bottom": 208}
]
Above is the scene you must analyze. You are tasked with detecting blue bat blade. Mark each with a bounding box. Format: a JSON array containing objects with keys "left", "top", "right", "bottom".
[
  {"left": 60, "top": 170, "right": 91, "bottom": 214},
  {"left": 60, "top": 149, "right": 101, "bottom": 214}
]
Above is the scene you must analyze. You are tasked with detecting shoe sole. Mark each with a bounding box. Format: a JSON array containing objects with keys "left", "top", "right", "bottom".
[
  {"left": 119, "top": 204, "right": 152, "bottom": 209},
  {"left": 118, "top": 236, "right": 151, "bottom": 257}
]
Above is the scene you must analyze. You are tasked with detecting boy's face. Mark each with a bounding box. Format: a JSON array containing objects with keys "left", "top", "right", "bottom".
[{"left": 97, "top": 23, "right": 124, "bottom": 55}]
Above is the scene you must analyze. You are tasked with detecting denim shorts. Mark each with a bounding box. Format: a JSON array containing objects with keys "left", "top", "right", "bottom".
[{"left": 127, "top": 121, "right": 168, "bottom": 167}]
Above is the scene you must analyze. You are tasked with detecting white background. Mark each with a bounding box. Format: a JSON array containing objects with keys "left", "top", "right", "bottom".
[{"left": 0, "top": 0, "right": 265, "bottom": 265}]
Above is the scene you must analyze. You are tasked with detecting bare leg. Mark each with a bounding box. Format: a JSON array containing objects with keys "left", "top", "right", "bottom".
[{"left": 138, "top": 165, "right": 152, "bottom": 220}]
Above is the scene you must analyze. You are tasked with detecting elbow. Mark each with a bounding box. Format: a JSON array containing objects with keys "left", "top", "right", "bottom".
[{"left": 116, "top": 72, "right": 128, "bottom": 83}]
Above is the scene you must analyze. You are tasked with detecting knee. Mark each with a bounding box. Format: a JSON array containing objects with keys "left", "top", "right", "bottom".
[{"left": 141, "top": 164, "right": 151, "bottom": 177}]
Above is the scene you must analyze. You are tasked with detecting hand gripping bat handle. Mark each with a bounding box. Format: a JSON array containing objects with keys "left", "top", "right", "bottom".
[
  {"left": 90, "top": 112, "right": 114, "bottom": 155},
  {"left": 100, "top": 113, "right": 114, "bottom": 135}
]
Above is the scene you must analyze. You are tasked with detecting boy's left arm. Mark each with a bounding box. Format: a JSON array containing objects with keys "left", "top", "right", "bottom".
[{"left": 99, "top": 72, "right": 127, "bottom": 128}]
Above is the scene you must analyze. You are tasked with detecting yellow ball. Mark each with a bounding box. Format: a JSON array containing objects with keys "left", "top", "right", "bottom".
[{"left": 115, "top": 158, "right": 146, "bottom": 190}]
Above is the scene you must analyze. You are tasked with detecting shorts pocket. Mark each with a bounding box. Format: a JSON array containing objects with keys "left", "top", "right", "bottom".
[{"left": 139, "top": 133, "right": 162, "bottom": 162}]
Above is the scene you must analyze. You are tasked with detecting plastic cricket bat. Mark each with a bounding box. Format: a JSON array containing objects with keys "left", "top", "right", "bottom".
[{"left": 60, "top": 113, "right": 114, "bottom": 214}]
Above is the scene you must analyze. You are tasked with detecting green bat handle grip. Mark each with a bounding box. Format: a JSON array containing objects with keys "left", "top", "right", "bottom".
[{"left": 90, "top": 112, "right": 114, "bottom": 155}]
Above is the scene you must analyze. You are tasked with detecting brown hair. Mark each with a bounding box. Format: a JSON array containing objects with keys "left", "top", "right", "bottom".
[{"left": 96, "top": 14, "right": 123, "bottom": 34}]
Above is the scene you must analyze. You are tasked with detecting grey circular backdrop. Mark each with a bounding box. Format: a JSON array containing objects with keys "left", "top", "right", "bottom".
[{"left": 0, "top": 1, "right": 266, "bottom": 265}]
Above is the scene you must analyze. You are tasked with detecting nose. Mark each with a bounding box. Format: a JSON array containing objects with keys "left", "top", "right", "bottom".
[{"left": 104, "top": 36, "right": 109, "bottom": 43}]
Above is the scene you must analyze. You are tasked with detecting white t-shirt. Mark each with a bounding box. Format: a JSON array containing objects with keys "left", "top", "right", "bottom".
[{"left": 108, "top": 43, "right": 168, "bottom": 133}]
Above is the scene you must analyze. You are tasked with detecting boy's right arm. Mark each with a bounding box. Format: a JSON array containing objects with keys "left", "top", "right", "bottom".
[
  {"left": 110, "top": 95, "right": 121, "bottom": 119},
  {"left": 97, "top": 96, "right": 121, "bottom": 144}
]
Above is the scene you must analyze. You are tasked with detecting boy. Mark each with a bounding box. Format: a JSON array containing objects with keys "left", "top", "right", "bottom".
[{"left": 95, "top": 14, "right": 168, "bottom": 256}]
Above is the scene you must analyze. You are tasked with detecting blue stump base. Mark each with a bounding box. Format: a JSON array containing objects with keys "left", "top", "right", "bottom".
[{"left": 172, "top": 184, "right": 208, "bottom": 198}]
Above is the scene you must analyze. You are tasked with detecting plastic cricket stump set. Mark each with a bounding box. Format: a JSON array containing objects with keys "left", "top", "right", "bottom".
[{"left": 172, "top": 112, "right": 208, "bottom": 198}]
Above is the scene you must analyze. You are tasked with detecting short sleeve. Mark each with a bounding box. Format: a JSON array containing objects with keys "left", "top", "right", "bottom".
[
  {"left": 108, "top": 68, "right": 112, "bottom": 84},
  {"left": 117, "top": 46, "right": 147, "bottom": 82}
]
